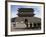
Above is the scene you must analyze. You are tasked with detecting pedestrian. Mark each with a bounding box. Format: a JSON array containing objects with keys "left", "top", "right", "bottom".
[{"left": 24, "top": 19, "right": 28, "bottom": 28}]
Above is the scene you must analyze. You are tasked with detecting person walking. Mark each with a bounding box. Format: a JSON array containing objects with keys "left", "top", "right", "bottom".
[{"left": 24, "top": 19, "right": 28, "bottom": 28}]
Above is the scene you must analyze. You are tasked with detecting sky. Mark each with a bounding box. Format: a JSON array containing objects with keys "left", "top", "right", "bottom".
[{"left": 11, "top": 5, "right": 41, "bottom": 18}]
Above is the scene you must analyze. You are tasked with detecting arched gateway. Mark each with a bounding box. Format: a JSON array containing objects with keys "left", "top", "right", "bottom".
[{"left": 11, "top": 8, "right": 41, "bottom": 29}]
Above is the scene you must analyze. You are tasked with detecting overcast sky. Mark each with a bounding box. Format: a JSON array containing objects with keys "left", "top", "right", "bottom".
[{"left": 11, "top": 5, "right": 41, "bottom": 18}]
